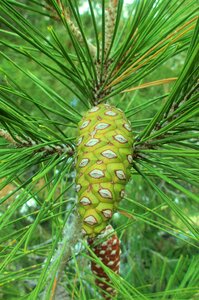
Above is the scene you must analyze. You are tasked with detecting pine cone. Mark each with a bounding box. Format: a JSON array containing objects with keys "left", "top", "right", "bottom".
[
  {"left": 88, "top": 225, "right": 120, "bottom": 299},
  {"left": 76, "top": 103, "right": 133, "bottom": 237}
]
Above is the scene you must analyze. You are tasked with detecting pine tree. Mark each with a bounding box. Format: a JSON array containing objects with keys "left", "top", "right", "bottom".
[{"left": 0, "top": 1, "right": 198, "bottom": 299}]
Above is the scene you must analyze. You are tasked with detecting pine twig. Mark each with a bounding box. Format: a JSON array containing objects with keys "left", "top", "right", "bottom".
[
  {"left": 0, "top": 128, "right": 74, "bottom": 156},
  {"left": 63, "top": 8, "right": 96, "bottom": 58},
  {"left": 42, "top": 213, "right": 82, "bottom": 300},
  {"left": 0, "top": 128, "right": 18, "bottom": 145},
  {"left": 45, "top": 0, "right": 96, "bottom": 57},
  {"left": 105, "top": 0, "right": 117, "bottom": 58}
]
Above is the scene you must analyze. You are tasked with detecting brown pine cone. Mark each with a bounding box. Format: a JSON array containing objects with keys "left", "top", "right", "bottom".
[{"left": 88, "top": 225, "right": 120, "bottom": 299}]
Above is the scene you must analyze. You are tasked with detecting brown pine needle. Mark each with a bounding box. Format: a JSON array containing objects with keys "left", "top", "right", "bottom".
[
  {"left": 50, "top": 277, "right": 58, "bottom": 300},
  {"left": 122, "top": 77, "right": 177, "bottom": 93},
  {"left": 118, "top": 209, "right": 135, "bottom": 219},
  {"left": 105, "top": 16, "right": 197, "bottom": 89}
]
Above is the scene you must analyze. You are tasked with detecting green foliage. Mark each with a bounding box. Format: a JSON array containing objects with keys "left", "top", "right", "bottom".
[{"left": 0, "top": 0, "right": 198, "bottom": 299}]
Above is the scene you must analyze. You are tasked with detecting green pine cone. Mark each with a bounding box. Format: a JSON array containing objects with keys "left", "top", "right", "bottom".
[{"left": 75, "top": 103, "right": 133, "bottom": 237}]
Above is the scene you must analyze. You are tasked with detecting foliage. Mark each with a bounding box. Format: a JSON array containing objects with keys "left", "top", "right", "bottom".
[{"left": 0, "top": 0, "right": 198, "bottom": 299}]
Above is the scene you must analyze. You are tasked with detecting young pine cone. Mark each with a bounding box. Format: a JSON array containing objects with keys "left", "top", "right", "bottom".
[{"left": 75, "top": 103, "right": 133, "bottom": 237}]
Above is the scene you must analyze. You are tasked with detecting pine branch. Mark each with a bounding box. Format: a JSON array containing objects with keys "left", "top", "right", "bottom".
[{"left": 0, "top": 2, "right": 198, "bottom": 299}]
